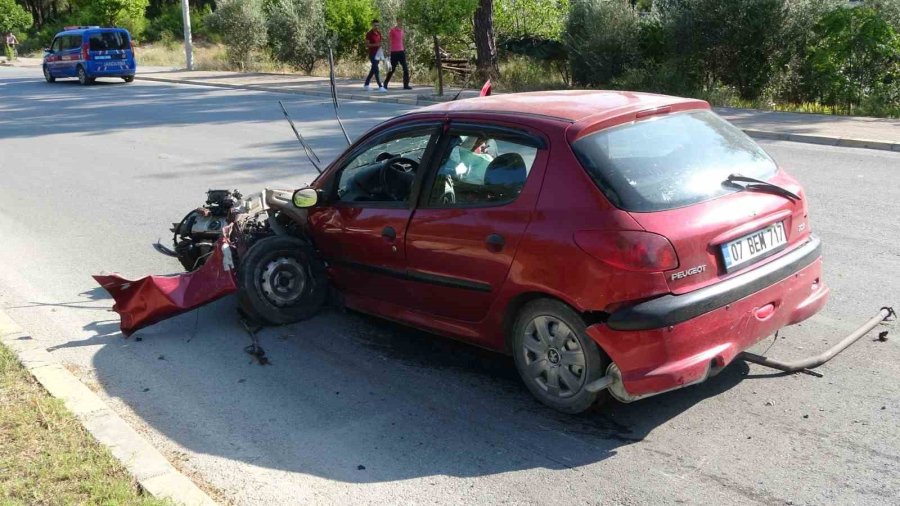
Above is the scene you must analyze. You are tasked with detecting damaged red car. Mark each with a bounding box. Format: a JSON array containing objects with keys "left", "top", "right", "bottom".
[{"left": 119, "top": 91, "right": 836, "bottom": 413}]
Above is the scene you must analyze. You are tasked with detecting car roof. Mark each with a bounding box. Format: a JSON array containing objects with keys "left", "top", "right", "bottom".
[
  {"left": 420, "top": 90, "right": 710, "bottom": 138},
  {"left": 57, "top": 27, "right": 128, "bottom": 36}
]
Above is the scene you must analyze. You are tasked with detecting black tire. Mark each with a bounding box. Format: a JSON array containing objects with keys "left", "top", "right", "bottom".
[
  {"left": 77, "top": 65, "right": 91, "bottom": 85},
  {"left": 512, "top": 299, "right": 609, "bottom": 414},
  {"left": 237, "top": 235, "right": 328, "bottom": 325},
  {"left": 43, "top": 65, "right": 55, "bottom": 83},
  {"left": 123, "top": 75, "right": 134, "bottom": 83}
]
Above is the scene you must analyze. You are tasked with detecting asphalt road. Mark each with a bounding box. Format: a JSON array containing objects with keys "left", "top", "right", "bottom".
[{"left": 1, "top": 66, "right": 899, "bottom": 505}]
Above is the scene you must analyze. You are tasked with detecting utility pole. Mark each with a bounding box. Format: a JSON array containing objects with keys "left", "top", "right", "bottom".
[{"left": 181, "top": 0, "right": 193, "bottom": 70}]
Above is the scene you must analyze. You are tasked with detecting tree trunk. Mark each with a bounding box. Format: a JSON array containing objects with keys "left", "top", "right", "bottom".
[
  {"left": 433, "top": 35, "right": 444, "bottom": 96},
  {"left": 473, "top": 0, "right": 499, "bottom": 81}
]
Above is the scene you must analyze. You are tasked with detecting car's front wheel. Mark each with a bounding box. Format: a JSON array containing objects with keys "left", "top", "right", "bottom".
[
  {"left": 43, "top": 65, "right": 55, "bottom": 83},
  {"left": 237, "top": 235, "right": 328, "bottom": 325},
  {"left": 122, "top": 76, "right": 134, "bottom": 83},
  {"left": 512, "top": 299, "right": 609, "bottom": 413}
]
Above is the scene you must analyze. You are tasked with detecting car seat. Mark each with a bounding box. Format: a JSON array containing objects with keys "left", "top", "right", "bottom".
[{"left": 483, "top": 153, "right": 527, "bottom": 201}]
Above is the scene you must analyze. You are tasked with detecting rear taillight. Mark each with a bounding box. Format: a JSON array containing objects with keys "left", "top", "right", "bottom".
[
  {"left": 575, "top": 230, "right": 679, "bottom": 272},
  {"left": 81, "top": 42, "right": 90, "bottom": 61}
]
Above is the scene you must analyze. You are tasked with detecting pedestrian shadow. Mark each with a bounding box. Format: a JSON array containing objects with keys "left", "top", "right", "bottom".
[{"left": 84, "top": 299, "right": 749, "bottom": 484}]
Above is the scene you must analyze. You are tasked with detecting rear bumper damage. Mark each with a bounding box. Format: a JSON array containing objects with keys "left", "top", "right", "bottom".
[{"left": 587, "top": 254, "right": 831, "bottom": 400}]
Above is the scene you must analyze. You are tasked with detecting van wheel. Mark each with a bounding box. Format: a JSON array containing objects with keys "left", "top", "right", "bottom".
[
  {"left": 76, "top": 66, "right": 92, "bottom": 85},
  {"left": 123, "top": 76, "right": 134, "bottom": 83},
  {"left": 237, "top": 236, "right": 328, "bottom": 325},
  {"left": 43, "top": 65, "right": 55, "bottom": 83},
  {"left": 512, "top": 299, "right": 609, "bottom": 414}
]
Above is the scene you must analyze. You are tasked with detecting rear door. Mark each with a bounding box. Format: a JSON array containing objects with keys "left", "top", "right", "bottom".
[
  {"left": 572, "top": 109, "right": 808, "bottom": 295},
  {"left": 88, "top": 30, "right": 132, "bottom": 71},
  {"left": 404, "top": 122, "right": 547, "bottom": 322},
  {"left": 307, "top": 122, "right": 441, "bottom": 307}
]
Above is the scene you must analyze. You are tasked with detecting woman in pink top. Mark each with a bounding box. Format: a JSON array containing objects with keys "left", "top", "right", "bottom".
[{"left": 384, "top": 18, "right": 411, "bottom": 90}]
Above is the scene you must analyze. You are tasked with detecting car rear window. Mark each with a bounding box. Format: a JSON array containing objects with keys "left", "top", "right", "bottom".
[
  {"left": 572, "top": 110, "right": 777, "bottom": 212},
  {"left": 89, "top": 31, "right": 129, "bottom": 51}
]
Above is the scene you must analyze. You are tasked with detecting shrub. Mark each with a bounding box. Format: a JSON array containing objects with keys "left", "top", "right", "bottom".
[
  {"left": 265, "top": 0, "right": 327, "bottom": 73},
  {"left": 566, "top": 0, "right": 640, "bottom": 87},
  {"left": 808, "top": 6, "right": 900, "bottom": 114},
  {"left": 205, "top": 0, "right": 268, "bottom": 70},
  {"left": 324, "top": 0, "right": 378, "bottom": 58},
  {"left": 70, "top": 0, "right": 150, "bottom": 39}
]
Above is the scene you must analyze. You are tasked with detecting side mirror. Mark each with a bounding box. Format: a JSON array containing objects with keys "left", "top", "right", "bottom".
[
  {"left": 43, "top": 48, "right": 52, "bottom": 54},
  {"left": 292, "top": 187, "right": 319, "bottom": 208}
]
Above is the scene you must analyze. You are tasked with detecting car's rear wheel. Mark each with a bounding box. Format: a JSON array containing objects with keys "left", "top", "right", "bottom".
[
  {"left": 122, "top": 76, "right": 134, "bottom": 83},
  {"left": 76, "top": 65, "right": 92, "bottom": 85},
  {"left": 43, "top": 65, "right": 55, "bottom": 83},
  {"left": 512, "top": 299, "right": 609, "bottom": 413},
  {"left": 237, "top": 235, "right": 328, "bottom": 325}
]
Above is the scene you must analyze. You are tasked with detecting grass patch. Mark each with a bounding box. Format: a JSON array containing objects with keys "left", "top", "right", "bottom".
[{"left": 0, "top": 343, "right": 170, "bottom": 505}]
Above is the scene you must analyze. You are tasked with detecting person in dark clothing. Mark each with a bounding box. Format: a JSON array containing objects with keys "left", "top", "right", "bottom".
[
  {"left": 384, "top": 18, "right": 412, "bottom": 90},
  {"left": 364, "top": 19, "right": 386, "bottom": 92}
]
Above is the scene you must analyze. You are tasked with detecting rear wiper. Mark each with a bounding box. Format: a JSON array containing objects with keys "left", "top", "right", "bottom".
[{"left": 724, "top": 173, "right": 800, "bottom": 201}]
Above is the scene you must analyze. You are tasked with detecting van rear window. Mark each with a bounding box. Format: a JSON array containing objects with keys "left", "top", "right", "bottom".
[
  {"left": 89, "top": 32, "right": 129, "bottom": 51},
  {"left": 571, "top": 110, "right": 777, "bottom": 212}
]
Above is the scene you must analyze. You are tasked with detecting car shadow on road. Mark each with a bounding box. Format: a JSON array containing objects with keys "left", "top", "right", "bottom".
[{"left": 83, "top": 296, "right": 749, "bottom": 484}]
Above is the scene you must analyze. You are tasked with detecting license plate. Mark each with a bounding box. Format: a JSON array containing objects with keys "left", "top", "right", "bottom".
[
  {"left": 95, "top": 55, "right": 111, "bottom": 60},
  {"left": 721, "top": 222, "right": 787, "bottom": 272}
]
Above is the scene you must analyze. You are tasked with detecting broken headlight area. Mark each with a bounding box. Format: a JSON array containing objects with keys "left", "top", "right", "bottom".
[
  {"left": 96, "top": 188, "right": 316, "bottom": 337},
  {"left": 153, "top": 188, "right": 307, "bottom": 272}
]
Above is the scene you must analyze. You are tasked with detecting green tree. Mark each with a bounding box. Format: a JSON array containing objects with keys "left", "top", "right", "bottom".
[
  {"left": 266, "top": 0, "right": 327, "bottom": 73},
  {"left": 71, "top": 0, "right": 150, "bottom": 38},
  {"left": 809, "top": 6, "right": 900, "bottom": 114},
  {"left": 205, "top": 0, "right": 268, "bottom": 70},
  {"left": 658, "top": 0, "right": 785, "bottom": 100},
  {"left": 495, "top": 0, "right": 569, "bottom": 41},
  {"left": 1, "top": 0, "right": 33, "bottom": 35},
  {"left": 402, "top": 0, "right": 478, "bottom": 95},
  {"left": 324, "top": 0, "right": 378, "bottom": 58},
  {"left": 566, "top": 0, "right": 641, "bottom": 87}
]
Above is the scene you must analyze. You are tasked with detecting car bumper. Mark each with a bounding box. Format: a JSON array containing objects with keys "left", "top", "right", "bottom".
[
  {"left": 586, "top": 237, "right": 829, "bottom": 399},
  {"left": 86, "top": 62, "right": 135, "bottom": 77}
]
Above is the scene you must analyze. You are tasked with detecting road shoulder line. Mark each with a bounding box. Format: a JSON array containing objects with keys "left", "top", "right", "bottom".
[{"left": 0, "top": 308, "right": 218, "bottom": 506}]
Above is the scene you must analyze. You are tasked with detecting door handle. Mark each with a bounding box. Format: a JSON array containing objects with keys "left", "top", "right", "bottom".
[
  {"left": 486, "top": 234, "right": 505, "bottom": 252},
  {"left": 382, "top": 226, "right": 397, "bottom": 242}
]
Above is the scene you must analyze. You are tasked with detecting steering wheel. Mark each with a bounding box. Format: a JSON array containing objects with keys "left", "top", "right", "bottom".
[{"left": 379, "top": 156, "right": 419, "bottom": 201}]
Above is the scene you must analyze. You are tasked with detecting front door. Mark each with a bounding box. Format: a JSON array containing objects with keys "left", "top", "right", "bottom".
[
  {"left": 46, "top": 37, "right": 64, "bottom": 76},
  {"left": 308, "top": 122, "right": 441, "bottom": 307},
  {"left": 404, "top": 122, "right": 548, "bottom": 323}
]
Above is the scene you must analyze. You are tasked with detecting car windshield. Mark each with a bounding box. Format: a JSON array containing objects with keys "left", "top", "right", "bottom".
[
  {"left": 572, "top": 110, "right": 777, "bottom": 212},
  {"left": 89, "top": 31, "right": 129, "bottom": 51}
]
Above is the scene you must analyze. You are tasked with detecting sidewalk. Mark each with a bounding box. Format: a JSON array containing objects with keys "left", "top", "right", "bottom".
[
  {"left": 5, "top": 55, "right": 896, "bottom": 152},
  {"left": 134, "top": 69, "right": 900, "bottom": 152}
]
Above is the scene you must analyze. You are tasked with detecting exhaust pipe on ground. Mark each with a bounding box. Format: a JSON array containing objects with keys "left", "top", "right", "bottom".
[{"left": 738, "top": 306, "right": 895, "bottom": 375}]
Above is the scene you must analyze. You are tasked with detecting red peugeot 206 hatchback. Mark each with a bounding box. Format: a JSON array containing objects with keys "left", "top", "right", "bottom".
[{"left": 253, "top": 91, "right": 829, "bottom": 413}]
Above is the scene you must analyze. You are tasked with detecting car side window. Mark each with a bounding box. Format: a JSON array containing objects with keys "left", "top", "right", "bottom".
[
  {"left": 427, "top": 131, "right": 539, "bottom": 207},
  {"left": 65, "top": 35, "right": 80, "bottom": 50},
  {"left": 332, "top": 130, "right": 435, "bottom": 206},
  {"left": 50, "top": 38, "right": 60, "bottom": 52}
]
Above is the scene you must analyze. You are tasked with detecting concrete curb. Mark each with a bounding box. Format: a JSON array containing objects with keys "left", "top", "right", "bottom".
[
  {"left": 0, "top": 309, "right": 218, "bottom": 506},
  {"left": 741, "top": 129, "right": 900, "bottom": 152},
  {"left": 136, "top": 75, "right": 900, "bottom": 153}
]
